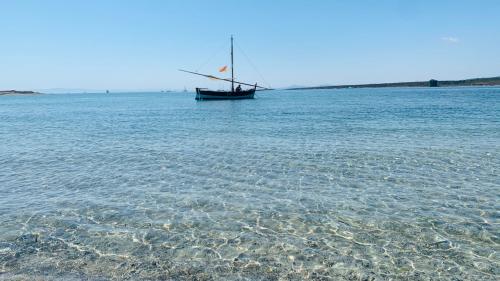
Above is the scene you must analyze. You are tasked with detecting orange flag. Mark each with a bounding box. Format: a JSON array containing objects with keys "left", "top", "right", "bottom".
[{"left": 218, "top": 65, "right": 228, "bottom": 72}]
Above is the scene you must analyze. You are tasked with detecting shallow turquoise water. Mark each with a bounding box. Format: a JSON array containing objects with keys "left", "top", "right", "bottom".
[{"left": 0, "top": 88, "right": 499, "bottom": 280}]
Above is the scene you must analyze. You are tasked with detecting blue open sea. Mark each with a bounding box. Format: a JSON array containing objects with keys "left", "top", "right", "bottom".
[{"left": 0, "top": 88, "right": 499, "bottom": 280}]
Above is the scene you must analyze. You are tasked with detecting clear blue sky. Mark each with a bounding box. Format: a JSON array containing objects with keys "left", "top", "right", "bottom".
[{"left": 1, "top": 0, "right": 499, "bottom": 91}]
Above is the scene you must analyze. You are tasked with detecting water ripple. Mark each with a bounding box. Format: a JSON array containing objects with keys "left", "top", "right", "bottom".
[{"left": 1, "top": 89, "right": 499, "bottom": 280}]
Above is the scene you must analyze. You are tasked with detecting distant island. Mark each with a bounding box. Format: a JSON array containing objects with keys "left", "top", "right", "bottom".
[
  {"left": 0, "top": 90, "right": 40, "bottom": 96},
  {"left": 290, "top": 76, "right": 500, "bottom": 90}
]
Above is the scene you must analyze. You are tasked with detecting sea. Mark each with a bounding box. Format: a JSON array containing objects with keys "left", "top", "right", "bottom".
[{"left": 0, "top": 88, "right": 498, "bottom": 280}]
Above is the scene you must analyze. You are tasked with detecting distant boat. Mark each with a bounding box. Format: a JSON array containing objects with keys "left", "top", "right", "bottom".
[{"left": 180, "top": 36, "right": 270, "bottom": 100}]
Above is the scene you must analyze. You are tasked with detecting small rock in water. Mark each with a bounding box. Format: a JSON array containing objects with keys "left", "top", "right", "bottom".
[{"left": 16, "top": 233, "right": 39, "bottom": 244}]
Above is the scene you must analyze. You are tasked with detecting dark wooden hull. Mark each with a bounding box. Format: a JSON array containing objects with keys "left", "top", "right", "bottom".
[{"left": 195, "top": 88, "right": 255, "bottom": 100}]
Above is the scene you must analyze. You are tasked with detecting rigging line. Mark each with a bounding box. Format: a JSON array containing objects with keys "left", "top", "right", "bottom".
[
  {"left": 234, "top": 41, "right": 272, "bottom": 89},
  {"left": 195, "top": 41, "right": 227, "bottom": 72}
]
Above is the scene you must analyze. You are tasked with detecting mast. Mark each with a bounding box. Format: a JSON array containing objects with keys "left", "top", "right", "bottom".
[{"left": 231, "top": 35, "right": 234, "bottom": 92}]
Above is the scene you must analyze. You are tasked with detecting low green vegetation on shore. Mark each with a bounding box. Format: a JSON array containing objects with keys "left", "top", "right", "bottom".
[
  {"left": 0, "top": 90, "right": 40, "bottom": 96},
  {"left": 290, "top": 76, "right": 500, "bottom": 90}
]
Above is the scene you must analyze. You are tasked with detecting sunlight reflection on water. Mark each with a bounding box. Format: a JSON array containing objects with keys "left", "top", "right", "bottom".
[{"left": 0, "top": 88, "right": 499, "bottom": 280}]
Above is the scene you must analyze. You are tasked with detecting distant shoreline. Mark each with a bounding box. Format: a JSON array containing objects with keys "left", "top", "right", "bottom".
[
  {"left": 289, "top": 76, "right": 500, "bottom": 90},
  {"left": 0, "top": 90, "right": 41, "bottom": 96}
]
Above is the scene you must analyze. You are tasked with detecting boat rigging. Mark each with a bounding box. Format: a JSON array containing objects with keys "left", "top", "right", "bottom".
[{"left": 179, "top": 36, "right": 271, "bottom": 100}]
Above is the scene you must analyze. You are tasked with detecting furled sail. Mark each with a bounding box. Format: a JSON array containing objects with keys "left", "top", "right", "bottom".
[{"left": 178, "top": 69, "right": 271, "bottom": 90}]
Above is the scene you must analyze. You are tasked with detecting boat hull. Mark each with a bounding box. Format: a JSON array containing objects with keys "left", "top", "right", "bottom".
[{"left": 195, "top": 88, "right": 255, "bottom": 100}]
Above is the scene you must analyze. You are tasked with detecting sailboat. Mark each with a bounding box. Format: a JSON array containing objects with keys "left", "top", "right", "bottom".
[{"left": 179, "top": 36, "right": 270, "bottom": 100}]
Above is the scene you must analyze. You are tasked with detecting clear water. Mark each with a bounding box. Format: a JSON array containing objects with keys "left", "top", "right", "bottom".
[{"left": 0, "top": 88, "right": 499, "bottom": 280}]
